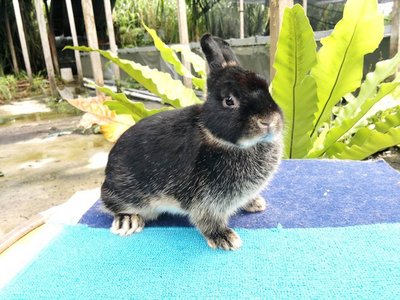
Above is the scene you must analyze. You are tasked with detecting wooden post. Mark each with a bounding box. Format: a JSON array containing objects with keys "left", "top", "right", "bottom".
[
  {"left": 81, "top": 0, "right": 104, "bottom": 95},
  {"left": 269, "top": 0, "right": 293, "bottom": 80},
  {"left": 176, "top": 0, "right": 192, "bottom": 88},
  {"left": 239, "top": 0, "right": 244, "bottom": 39},
  {"left": 34, "top": 0, "right": 58, "bottom": 97},
  {"left": 12, "top": 0, "right": 33, "bottom": 84},
  {"left": 303, "top": 0, "right": 307, "bottom": 14},
  {"left": 44, "top": 0, "right": 60, "bottom": 76},
  {"left": 5, "top": 11, "right": 20, "bottom": 74},
  {"left": 104, "top": 0, "right": 121, "bottom": 85},
  {"left": 390, "top": 0, "right": 400, "bottom": 75},
  {"left": 65, "top": 0, "right": 83, "bottom": 84}
]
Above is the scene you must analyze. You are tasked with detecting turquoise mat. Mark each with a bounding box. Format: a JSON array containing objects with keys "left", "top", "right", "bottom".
[{"left": 2, "top": 224, "right": 400, "bottom": 299}]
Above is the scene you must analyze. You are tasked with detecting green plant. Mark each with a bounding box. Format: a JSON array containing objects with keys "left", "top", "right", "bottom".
[
  {"left": 112, "top": 0, "right": 270, "bottom": 45},
  {"left": 200, "top": 0, "right": 269, "bottom": 38},
  {"left": 113, "top": 0, "right": 179, "bottom": 47},
  {"left": 0, "top": 75, "right": 17, "bottom": 101},
  {"left": 65, "top": 22, "right": 205, "bottom": 141},
  {"left": 31, "top": 73, "right": 49, "bottom": 95},
  {"left": 0, "top": 72, "right": 50, "bottom": 102},
  {"left": 272, "top": 1, "right": 400, "bottom": 160},
  {"left": 0, "top": 0, "right": 45, "bottom": 74}
]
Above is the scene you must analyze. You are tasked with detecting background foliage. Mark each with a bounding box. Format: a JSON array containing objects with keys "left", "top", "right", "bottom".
[
  {"left": 0, "top": 0, "right": 45, "bottom": 75},
  {"left": 272, "top": 1, "right": 400, "bottom": 160},
  {"left": 0, "top": 0, "right": 364, "bottom": 75},
  {"left": 113, "top": 0, "right": 270, "bottom": 47}
]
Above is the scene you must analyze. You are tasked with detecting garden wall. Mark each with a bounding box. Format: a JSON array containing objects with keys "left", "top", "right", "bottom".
[{"left": 80, "top": 26, "right": 392, "bottom": 84}]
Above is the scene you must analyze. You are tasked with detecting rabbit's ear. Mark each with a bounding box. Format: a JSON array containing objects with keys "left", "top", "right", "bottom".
[{"left": 201, "top": 34, "right": 239, "bottom": 72}]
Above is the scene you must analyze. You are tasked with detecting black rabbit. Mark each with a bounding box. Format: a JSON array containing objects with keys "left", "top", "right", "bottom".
[{"left": 101, "top": 34, "right": 283, "bottom": 250}]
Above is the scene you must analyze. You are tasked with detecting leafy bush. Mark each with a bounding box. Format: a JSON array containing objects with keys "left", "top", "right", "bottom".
[
  {"left": 272, "top": 1, "right": 400, "bottom": 160},
  {"left": 0, "top": 72, "right": 49, "bottom": 102},
  {"left": 0, "top": 75, "right": 17, "bottom": 102},
  {"left": 113, "top": 0, "right": 179, "bottom": 47},
  {"left": 113, "top": 0, "right": 270, "bottom": 45}
]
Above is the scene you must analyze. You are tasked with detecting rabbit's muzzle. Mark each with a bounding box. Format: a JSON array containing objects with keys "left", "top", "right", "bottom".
[
  {"left": 258, "top": 112, "right": 283, "bottom": 135},
  {"left": 238, "top": 112, "right": 283, "bottom": 147}
]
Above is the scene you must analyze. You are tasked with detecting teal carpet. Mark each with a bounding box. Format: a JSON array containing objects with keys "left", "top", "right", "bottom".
[
  {"left": 2, "top": 160, "right": 400, "bottom": 299},
  {"left": 2, "top": 224, "right": 400, "bottom": 299}
]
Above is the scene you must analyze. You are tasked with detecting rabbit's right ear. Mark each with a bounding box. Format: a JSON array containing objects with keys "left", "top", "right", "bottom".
[{"left": 201, "top": 34, "right": 239, "bottom": 72}]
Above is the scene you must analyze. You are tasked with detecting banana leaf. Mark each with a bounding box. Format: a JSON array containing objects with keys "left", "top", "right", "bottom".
[
  {"left": 142, "top": 23, "right": 205, "bottom": 91},
  {"left": 101, "top": 114, "right": 135, "bottom": 143},
  {"left": 66, "top": 95, "right": 135, "bottom": 142},
  {"left": 64, "top": 46, "right": 202, "bottom": 108},
  {"left": 171, "top": 45, "right": 206, "bottom": 78},
  {"left": 310, "top": 0, "right": 384, "bottom": 137},
  {"left": 171, "top": 44, "right": 207, "bottom": 91},
  {"left": 97, "top": 86, "right": 171, "bottom": 122},
  {"left": 272, "top": 4, "right": 318, "bottom": 158}
]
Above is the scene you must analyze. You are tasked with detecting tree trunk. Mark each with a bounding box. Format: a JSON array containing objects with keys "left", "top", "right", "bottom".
[
  {"left": 34, "top": 0, "right": 58, "bottom": 97},
  {"left": 177, "top": 0, "right": 192, "bottom": 88},
  {"left": 81, "top": 0, "right": 104, "bottom": 96},
  {"left": 5, "top": 9, "right": 20, "bottom": 74},
  {"left": 65, "top": 0, "right": 83, "bottom": 84},
  {"left": 44, "top": 0, "right": 60, "bottom": 76},
  {"left": 104, "top": 0, "right": 120, "bottom": 87},
  {"left": 12, "top": 0, "right": 33, "bottom": 84}
]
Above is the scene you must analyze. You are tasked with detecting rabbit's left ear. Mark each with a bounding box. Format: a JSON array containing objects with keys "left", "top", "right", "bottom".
[{"left": 201, "top": 34, "right": 240, "bottom": 72}]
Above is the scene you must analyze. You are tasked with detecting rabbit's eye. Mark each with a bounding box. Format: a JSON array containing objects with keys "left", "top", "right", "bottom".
[{"left": 223, "top": 95, "right": 238, "bottom": 108}]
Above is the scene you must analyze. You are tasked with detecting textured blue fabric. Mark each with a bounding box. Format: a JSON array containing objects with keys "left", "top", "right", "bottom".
[
  {"left": 79, "top": 159, "right": 400, "bottom": 228},
  {"left": 1, "top": 224, "right": 400, "bottom": 299}
]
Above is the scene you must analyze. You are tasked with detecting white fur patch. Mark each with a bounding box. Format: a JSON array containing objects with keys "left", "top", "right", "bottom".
[{"left": 151, "top": 195, "right": 187, "bottom": 216}]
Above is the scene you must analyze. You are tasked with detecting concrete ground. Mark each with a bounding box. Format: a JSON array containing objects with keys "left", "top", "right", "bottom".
[{"left": 0, "top": 99, "right": 112, "bottom": 239}]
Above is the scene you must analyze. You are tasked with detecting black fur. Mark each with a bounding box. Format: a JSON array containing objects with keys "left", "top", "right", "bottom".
[{"left": 101, "top": 34, "right": 284, "bottom": 250}]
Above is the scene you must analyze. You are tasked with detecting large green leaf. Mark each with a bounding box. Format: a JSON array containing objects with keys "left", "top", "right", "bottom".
[
  {"left": 171, "top": 45, "right": 206, "bottom": 78},
  {"left": 271, "top": 4, "right": 318, "bottom": 158},
  {"left": 171, "top": 44, "right": 207, "bottom": 91},
  {"left": 142, "top": 22, "right": 205, "bottom": 91},
  {"left": 97, "top": 86, "right": 171, "bottom": 122},
  {"left": 310, "top": 0, "right": 384, "bottom": 137},
  {"left": 308, "top": 53, "right": 400, "bottom": 157},
  {"left": 65, "top": 46, "right": 202, "bottom": 108},
  {"left": 326, "top": 107, "right": 400, "bottom": 160}
]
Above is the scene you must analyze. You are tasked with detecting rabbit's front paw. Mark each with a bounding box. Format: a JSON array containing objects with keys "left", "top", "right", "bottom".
[
  {"left": 242, "top": 195, "right": 267, "bottom": 213},
  {"left": 110, "top": 214, "right": 145, "bottom": 236},
  {"left": 206, "top": 228, "right": 242, "bottom": 250}
]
